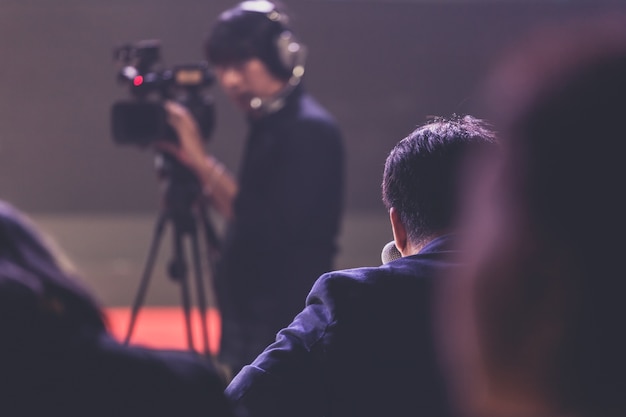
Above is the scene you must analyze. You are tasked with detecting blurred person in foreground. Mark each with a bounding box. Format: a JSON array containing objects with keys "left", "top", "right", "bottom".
[
  {"left": 225, "top": 115, "right": 498, "bottom": 417},
  {"left": 436, "top": 13, "right": 626, "bottom": 417},
  {"left": 0, "top": 200, "right": 237, "bottom": 417},
  {"left": 159, "top": 0, "right": 345, "bottom": 378}
]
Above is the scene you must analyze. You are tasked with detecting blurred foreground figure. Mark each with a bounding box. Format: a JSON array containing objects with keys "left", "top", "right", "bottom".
[
  {"left": 437, "top": 14, "right": 626, "bottom": 417},
  {"left": 0, "top": 200, "right": 237, "bottom": 417}
]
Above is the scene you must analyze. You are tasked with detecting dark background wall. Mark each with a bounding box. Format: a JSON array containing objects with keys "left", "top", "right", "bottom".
[
  {"left": 0, "top": 0, "right": 621, "bottom": 216},
  {"left": 0, "top": 0, "right": 622, "bottom": 307}
]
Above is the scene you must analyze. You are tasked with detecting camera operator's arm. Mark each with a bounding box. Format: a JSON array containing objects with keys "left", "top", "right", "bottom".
[{"left": 157, "top": 101, "right": 238, "bottom": 220}]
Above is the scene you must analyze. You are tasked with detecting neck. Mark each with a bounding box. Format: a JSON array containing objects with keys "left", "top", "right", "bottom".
[
  {"left": 248, "top": 79, "right": 295, "bottom": 118},
  {"left": 405, "top": 233, "right": 446, "bottom": 256},
  {"left": 403, "top": 241, "right": 425, "bottom": 257},
  {"left": 265, "top": 78, "right": 288, "bottom": 96}
]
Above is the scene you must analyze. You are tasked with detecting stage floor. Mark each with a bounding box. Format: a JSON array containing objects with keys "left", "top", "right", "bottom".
[
  {"left": 106, "top": 306, "right": 222, "bottom": 355},
  {"left": 31, "top": 210, "right": 391, "bottom": 308}
]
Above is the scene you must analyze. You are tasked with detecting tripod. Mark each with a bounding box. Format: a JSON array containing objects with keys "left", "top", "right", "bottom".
[{"left": 124, "top": 153, "right": 221, "bottom": 359}]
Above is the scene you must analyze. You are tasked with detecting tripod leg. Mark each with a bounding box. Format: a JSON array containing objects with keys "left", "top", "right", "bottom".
[
  {"left": 197, "top": 202, "right": 222, "bottom": 357},
  {"left": 125, "top": 211, "right": 168, "bottom": 345},
  {"left": 189, "top": 227, "right": 211, "bottom": 357},
  {"left": 198, "top": 200, "right": 221, "bottom": 262},
  {"left": 170, "top": 224, "right": 195, "bottom": 352}
]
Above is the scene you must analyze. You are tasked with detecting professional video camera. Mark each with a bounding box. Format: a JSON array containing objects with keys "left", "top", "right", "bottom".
[{"left": 111, "top": 39, "right": 216, "bottom": 146}]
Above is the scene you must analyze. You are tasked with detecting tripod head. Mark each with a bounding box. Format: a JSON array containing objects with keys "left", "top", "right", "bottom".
[
  {"left": 153, "top": 151, "right": 222, "bottom": 252},
  {"left": 153, "top": 152, "right": 203, "bottom": 229}
]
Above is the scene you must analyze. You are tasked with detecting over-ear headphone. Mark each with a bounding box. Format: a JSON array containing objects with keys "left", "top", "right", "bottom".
[
  {"left": 237, "top": 0, "right": 307, "bottom": 76},
  {"left": 237, "top": 0, "right": 308, "bottom": 114}
]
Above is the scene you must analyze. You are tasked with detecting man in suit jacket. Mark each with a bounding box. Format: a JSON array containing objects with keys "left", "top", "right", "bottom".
[{"left": 224, "top": 115, "right": 498, "bottom": 417}]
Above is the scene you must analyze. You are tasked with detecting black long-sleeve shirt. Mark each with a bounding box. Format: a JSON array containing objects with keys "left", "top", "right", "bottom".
[{"left": 214, "top": 85, "right": 345, "bottom": 374}]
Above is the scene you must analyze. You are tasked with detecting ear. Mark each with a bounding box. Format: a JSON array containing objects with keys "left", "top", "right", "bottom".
[{"left": 389, "top": 207, "right": 408, "bottom": 256}]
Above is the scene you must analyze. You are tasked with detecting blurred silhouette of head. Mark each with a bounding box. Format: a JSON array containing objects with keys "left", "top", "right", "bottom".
[
  {"left": 438, "top": 13, "right": 626, "bottom": 417},
  {"left": 0, "top": 200, "right": 105, "bottom": 346}
]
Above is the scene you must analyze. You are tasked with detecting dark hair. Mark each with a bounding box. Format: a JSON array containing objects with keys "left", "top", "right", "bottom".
[
  {"left": 381, "top": 114, "right": 497, "bottom": 246},
  {"left": 205, "top": 1, "right": 293, "bottom": 80}
]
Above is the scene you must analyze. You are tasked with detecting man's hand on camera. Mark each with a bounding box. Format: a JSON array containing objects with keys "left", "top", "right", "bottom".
[
  {"left": 156, "top": 100, "right": 238, "bottom": 219},
  {"left": 154, "top": 100, "right": 210, "bottom": 178}
]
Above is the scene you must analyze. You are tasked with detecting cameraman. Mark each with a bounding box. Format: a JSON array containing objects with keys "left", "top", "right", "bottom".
[{"left": 158, "top": 0, "right": 345, "bottom": 378}]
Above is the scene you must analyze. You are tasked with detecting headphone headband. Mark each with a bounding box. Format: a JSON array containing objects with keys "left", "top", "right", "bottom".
[{"left": 238, "top": 0, "right": 287, "bottom": 24}]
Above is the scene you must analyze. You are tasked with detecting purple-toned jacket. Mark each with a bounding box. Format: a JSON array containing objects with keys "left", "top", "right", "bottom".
[{"left": 226, "top": 234, "right": 459, "bottom": 417}]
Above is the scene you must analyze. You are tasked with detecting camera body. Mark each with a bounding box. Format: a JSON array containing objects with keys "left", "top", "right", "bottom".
[{"left": 111, "top": 39, "right": 216, "bottom": 146}]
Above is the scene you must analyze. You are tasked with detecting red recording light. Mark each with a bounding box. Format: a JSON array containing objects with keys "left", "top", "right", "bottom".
[{"left": 133, "top": 75, "right": 144, "bottom": 86}]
